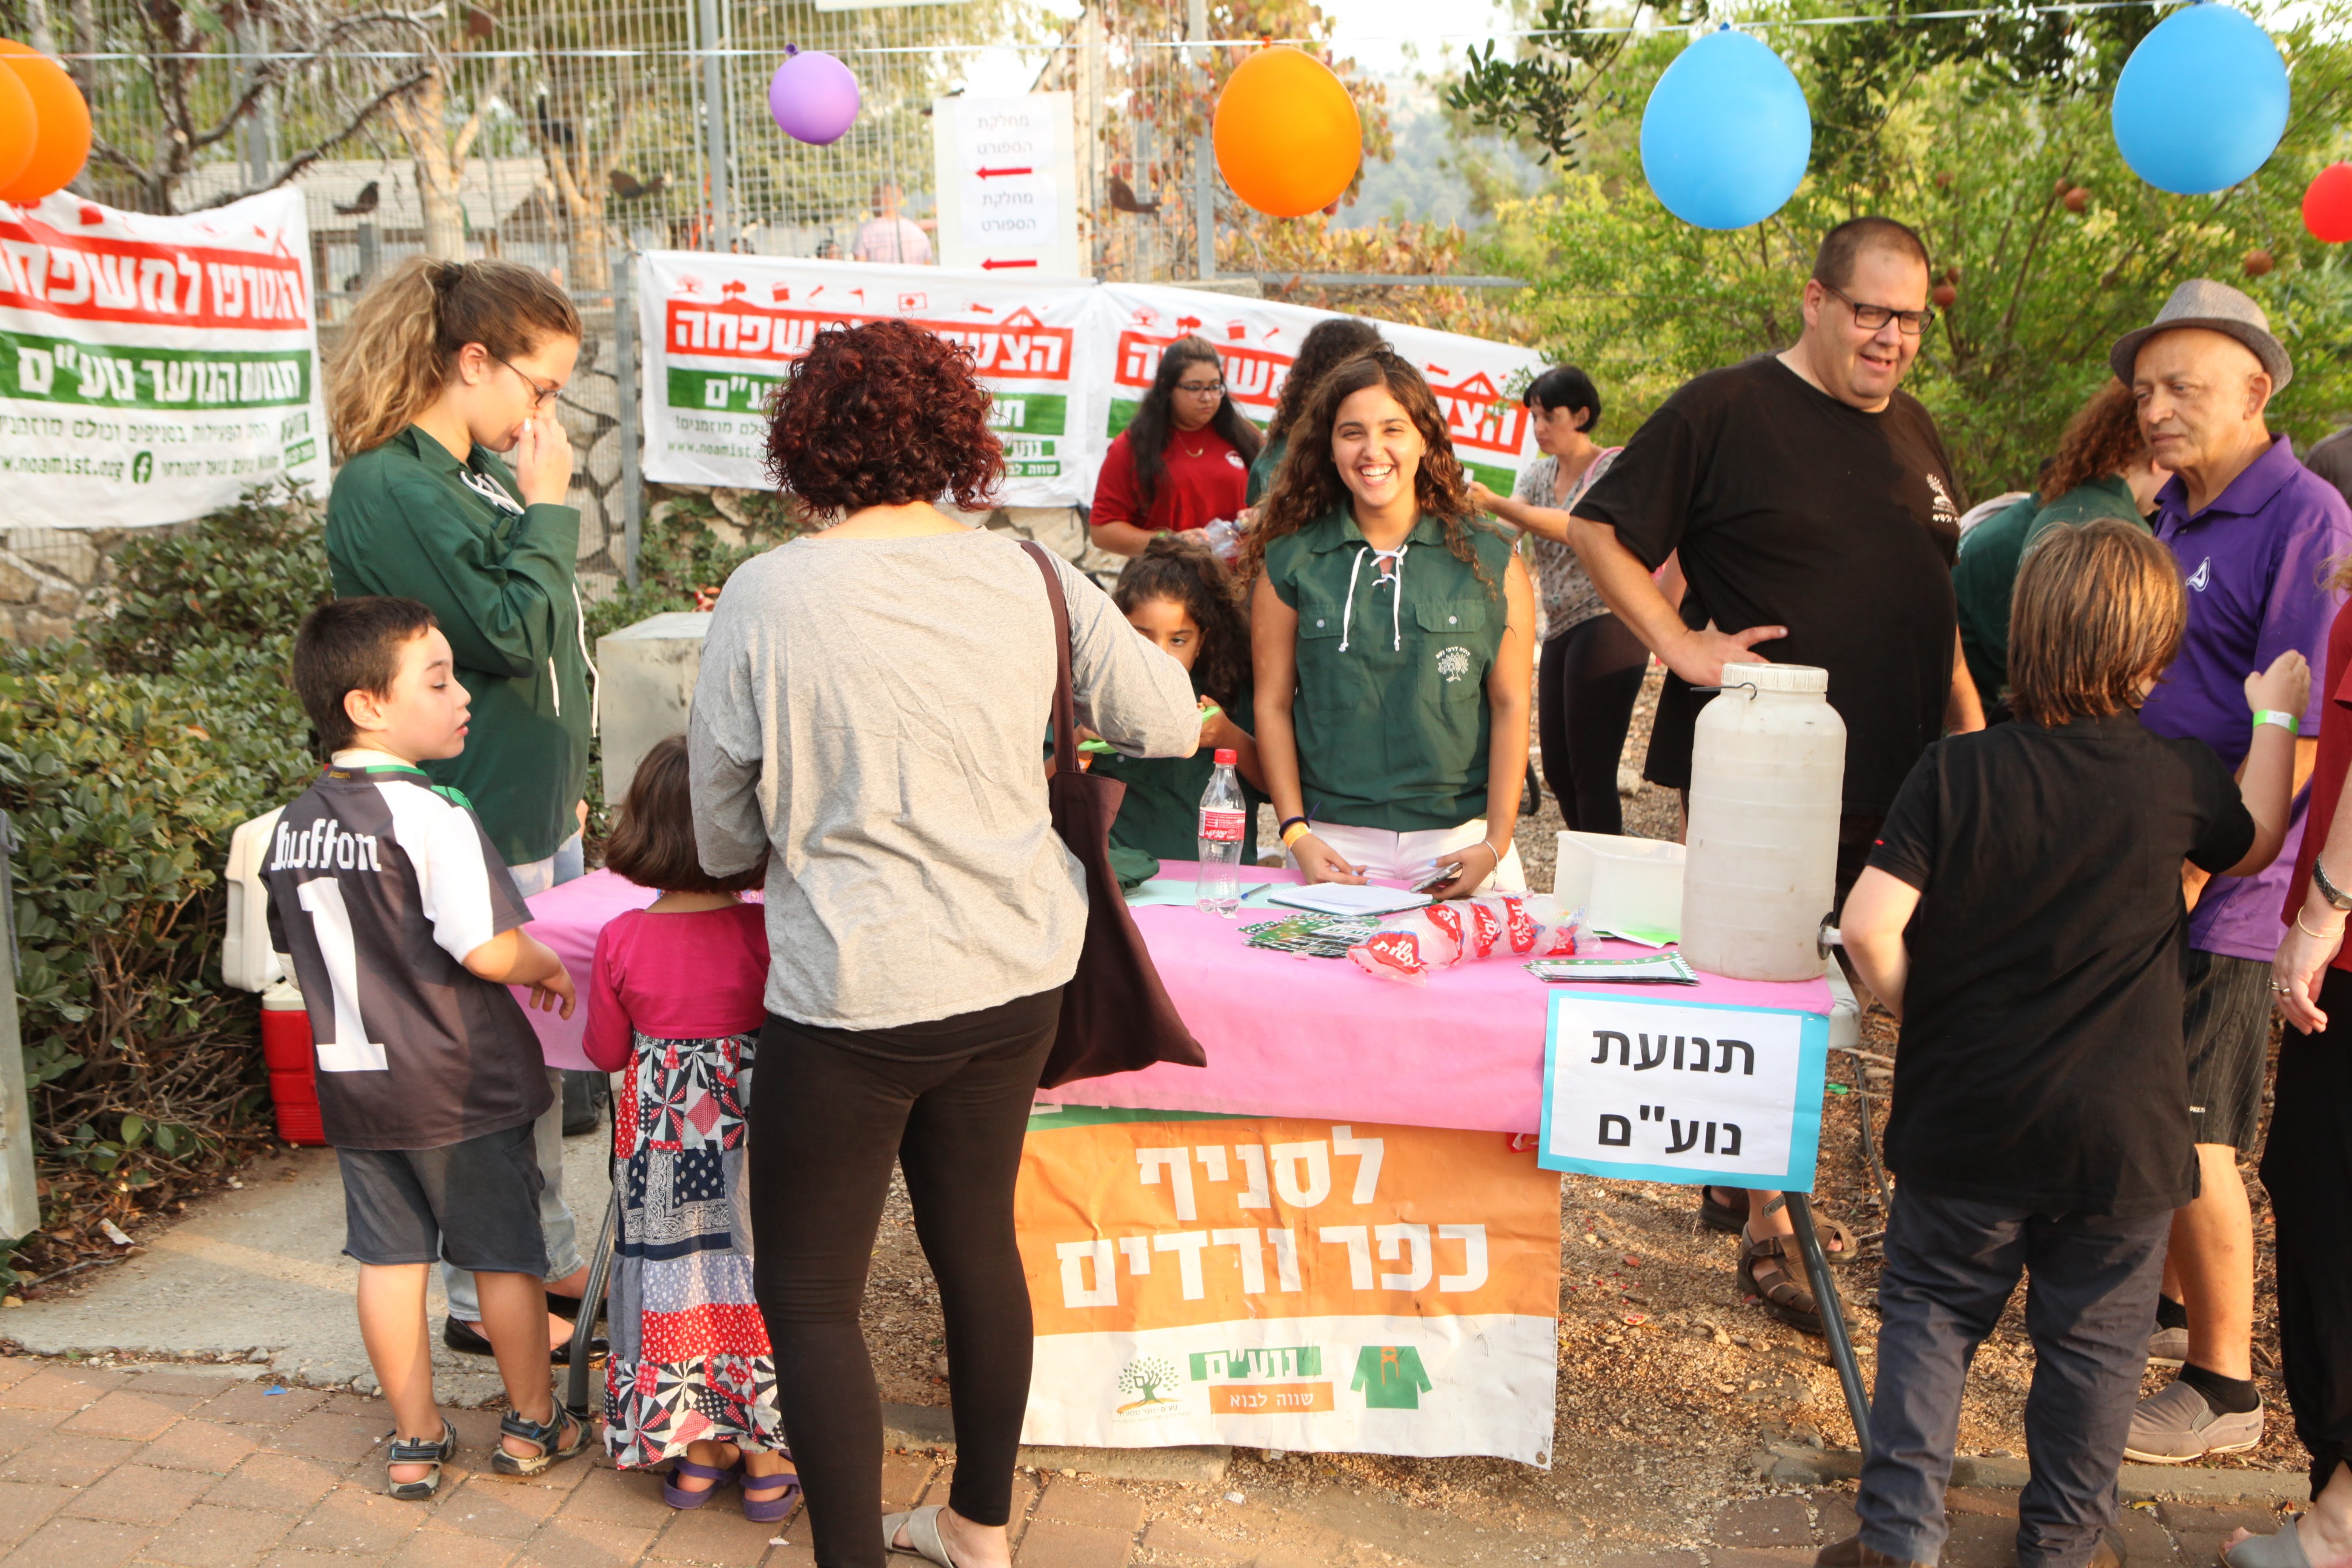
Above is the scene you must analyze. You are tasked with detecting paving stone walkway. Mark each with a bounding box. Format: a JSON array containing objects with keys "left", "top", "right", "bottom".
[{"left": 0, "top": 1355, "right": 2301, "bottom": 1568}]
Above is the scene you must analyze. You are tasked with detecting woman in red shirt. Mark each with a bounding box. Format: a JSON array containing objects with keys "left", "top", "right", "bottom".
[{"left": 1090, "top": 334, "right": 1260, "bottom": 556}]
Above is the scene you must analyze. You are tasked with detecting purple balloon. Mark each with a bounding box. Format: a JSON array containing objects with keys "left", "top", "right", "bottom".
[{"left": 768, "top": 50, "right": 860, "bottom": 146}]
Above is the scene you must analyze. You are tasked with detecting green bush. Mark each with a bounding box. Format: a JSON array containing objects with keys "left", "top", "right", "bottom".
[
  {"left": 93, "top": 481, "right": 336, "bottom": 677},
  {"left": 0, "top": 487, "right": 326, "bottom": 1266},
  {"left": 583, "top": 489, "right": 807, "bottom": 643}
]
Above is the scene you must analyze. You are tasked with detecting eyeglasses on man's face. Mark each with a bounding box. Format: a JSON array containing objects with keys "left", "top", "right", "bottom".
[
  {"left": 493, "top": 353, "right": 563, "bottom": 410},
  {"left": 1820, "top": 281, "right": 1935, "bottom": 337}
]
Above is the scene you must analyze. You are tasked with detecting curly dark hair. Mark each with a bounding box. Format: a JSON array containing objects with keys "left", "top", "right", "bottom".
[
  {"left": 1111, "top": 533, "right": 1250, "bottom": 708},
  {"left": 764, "top": 318, "right": 1004, "bottom": 515},
  {"left": 1265, "top": 316, "right": 1383, "bottom": 442},
  {"left": 2041, "top": 380, "right": 2151, "bottom": 504},
  {"left": 1124, "top": 336, "right": 1264, "bottom": 519},
  {"left": 1238, "top": 347, "right": 1493, "bottom": 597}
]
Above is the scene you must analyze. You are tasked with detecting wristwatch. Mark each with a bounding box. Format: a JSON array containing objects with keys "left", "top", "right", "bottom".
[{"left": 2317, "top": 855, "right": 2352, "bottom": 913}]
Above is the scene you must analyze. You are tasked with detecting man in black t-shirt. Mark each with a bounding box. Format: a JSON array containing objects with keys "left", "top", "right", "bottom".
[
  {"left": 1571, "top": 214, "right": 1981, "bottom": 832},
  {"left": 1565, "top": 216, "right": 1985, "bottom": 1336}
]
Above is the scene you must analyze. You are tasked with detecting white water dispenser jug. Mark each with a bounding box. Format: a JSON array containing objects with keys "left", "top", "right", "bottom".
[{"left": 1680, "top": 662, "right": 1845, "bottom": 981}]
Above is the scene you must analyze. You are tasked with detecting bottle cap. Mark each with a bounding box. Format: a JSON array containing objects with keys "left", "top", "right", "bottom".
[{"left": 1214, "top": 748, "right": 1237, "bottom": 765}]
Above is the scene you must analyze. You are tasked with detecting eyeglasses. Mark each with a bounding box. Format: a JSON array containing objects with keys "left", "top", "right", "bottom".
[
  {"left": 492, "top": 353, "right": 562, "bottom": 410},
  {"left": 1820, "top": 281, "right": 1935, "bottom": 337},
  {"left": 1175, "top": 379, "right": 1227, "bottom": 397}
]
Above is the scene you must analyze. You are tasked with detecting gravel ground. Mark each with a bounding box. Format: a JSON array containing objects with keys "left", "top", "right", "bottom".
[{"left": 855, "top": 658, "right": 2297, "bottom": 1552}]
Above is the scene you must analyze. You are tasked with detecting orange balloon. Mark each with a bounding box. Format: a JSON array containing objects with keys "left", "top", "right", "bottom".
[
  {"left": 0, "top": 39, "right": 91, "bottom": 203},
  {"left": 0, "top": 56, "right": 31, "bottom": 195},
  {"left": 1212, "top": 46, "right": 1362, "bottom": 219}
]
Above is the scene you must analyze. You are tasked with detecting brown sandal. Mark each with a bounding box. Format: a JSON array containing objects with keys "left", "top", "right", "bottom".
[{"left": 1738, "top": 1230, "right": 1832, "bottom": 1337}]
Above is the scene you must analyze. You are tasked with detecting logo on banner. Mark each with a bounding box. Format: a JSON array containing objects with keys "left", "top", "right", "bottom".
[{"left": 1113, "top": 1355, "right": 1188, "bottom": 1421}]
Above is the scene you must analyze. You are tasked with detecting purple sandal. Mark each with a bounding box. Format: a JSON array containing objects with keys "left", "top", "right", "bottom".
[
  {"left": 662, "top": 1458, "right": 740, "bottom": 1510},
  {"left": 740, "top": 1467, "right": 802, "bottom": 1525}
]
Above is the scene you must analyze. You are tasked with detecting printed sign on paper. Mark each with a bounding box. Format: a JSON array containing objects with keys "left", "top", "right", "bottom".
[
  {"left": 636, "top": 251, "right": 1096, "bottom": 505},
  {"left": 932, "top": 93, "right": 1080, "bottom": 277},
  {"left": 1537, "top": 995, "right": 1829, "bottom": 1192},
  {"left": 1016, "top": 1106, "right": 1562, "bottom": 1465},
  {"left": 0, "top": 188, "right": 327, "bottom": 527}
]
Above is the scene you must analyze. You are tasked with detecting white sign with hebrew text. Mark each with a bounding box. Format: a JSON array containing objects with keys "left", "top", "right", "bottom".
[{"left": 1537, "top": 995, "right": 1829, "bottom": 1192}]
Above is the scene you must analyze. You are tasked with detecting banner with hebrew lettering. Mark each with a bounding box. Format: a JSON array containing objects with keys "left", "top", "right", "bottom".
[
  {"left": 1015, "top": 1106, "right": 1562, "bottom": 1465},
  {"left": 0, "top": 189, "right": 326, "bottom": 527},
  {"left": 1085, "top": 283, "right": 1549, "bottom": 496},
  {"left": 635, "top": 251, "right": 1097, "bottom": 505},
  {"left": 1537, "top": 994, "right": 1830, "bottom": 1192}
]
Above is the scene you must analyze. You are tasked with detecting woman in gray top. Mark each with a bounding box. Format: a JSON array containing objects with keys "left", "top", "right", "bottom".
[
  {"left": 689, "top": 319, "right": 1198, "bottom": 1568},
  {"left": 1471, "top": 365, "right": 1650, "bottom": 834}
]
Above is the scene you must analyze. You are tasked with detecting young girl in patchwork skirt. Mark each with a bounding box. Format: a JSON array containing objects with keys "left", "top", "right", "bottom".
[{"left": 583, "top": 734, "right": 798, "bottom": 1520}]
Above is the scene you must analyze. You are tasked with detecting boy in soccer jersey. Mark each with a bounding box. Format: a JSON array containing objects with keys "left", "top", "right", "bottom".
[{"left": 266, "top": 597, "right": 586, "bottom": 1497}]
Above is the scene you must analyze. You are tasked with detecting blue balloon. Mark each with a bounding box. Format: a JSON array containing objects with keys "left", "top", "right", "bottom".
[
  {"left": 2112, "top": 3, "right": 2287, "bottom": 195},
  {"left": 1641, "top": 28, "right": 1811, "bottom": 231}
]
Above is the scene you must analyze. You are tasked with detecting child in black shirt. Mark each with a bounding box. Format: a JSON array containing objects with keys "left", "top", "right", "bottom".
[
  {"left": 267, "top": 598, "right": 586, "bottom": 1499},
  {"left": 1825, "top": 519, "right": 2308, "bottom": 1568}
]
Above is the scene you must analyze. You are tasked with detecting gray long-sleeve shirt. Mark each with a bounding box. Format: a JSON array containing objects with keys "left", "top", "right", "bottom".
[{"left": 688, "top": 528, "right": 1203, "bottom": 1031}]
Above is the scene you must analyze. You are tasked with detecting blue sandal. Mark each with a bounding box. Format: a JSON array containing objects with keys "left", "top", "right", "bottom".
[
  {"left": 741, "top": 1467, "right": 801, "bottom": 1524},
  {"left": 492, "top": 1405, "right": 590, "bottom": 1477},
  {"left": 384, "top": 1418, "right": 456, "bottom": 1502},
  {"left": 662, "top": 1457, "right": 740, "bottom": 1510}
]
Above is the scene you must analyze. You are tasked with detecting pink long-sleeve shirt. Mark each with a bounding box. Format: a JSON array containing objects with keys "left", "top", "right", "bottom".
[{"left": 581, "top": 902, "right": 771, "bottom": 1072}]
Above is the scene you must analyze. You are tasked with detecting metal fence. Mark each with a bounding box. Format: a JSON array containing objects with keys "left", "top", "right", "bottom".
[{"left": 6, "top": 0, "right": 1382, "bottom": 598}]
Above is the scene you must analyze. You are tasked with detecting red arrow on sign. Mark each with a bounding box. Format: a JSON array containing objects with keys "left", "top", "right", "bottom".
[
  {"left": 981, "top": 258, "right": 1039, "bottom": 270},
  {"left": 974, "top": 165, "right": 1034, "bottom": 179}
]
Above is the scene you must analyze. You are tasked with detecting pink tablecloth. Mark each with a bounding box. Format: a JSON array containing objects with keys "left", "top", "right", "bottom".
[{"left": 519, "top": 863, "right": 1830, "bottom": 1134}]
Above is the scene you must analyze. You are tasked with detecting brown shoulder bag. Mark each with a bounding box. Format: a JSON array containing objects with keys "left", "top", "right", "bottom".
[{"left": 1019, "top": 541, "right": 1208, "bottom": 1088}]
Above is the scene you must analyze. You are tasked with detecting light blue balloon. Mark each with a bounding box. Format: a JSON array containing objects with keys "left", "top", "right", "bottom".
[
  {"left": 1640, "top": 28, "right": 1811, "bottom": 231},
  {"left": 2112, "top": 3, "right": 2287, "bottom": 195}
]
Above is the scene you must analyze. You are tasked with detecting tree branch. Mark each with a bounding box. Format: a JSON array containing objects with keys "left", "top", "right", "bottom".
[{"left": 182, "top": 69, "right": 433, "bottom": 210}]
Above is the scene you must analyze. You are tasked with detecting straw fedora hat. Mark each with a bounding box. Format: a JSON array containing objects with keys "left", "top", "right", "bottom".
[{"left": 2110, "top": 278, "right": 2293, "bottom": 391}]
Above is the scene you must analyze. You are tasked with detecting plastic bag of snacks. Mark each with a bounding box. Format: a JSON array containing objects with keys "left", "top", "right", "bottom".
[{"left": 1347, "top": 894, "right": 1588, "bottom": 984}]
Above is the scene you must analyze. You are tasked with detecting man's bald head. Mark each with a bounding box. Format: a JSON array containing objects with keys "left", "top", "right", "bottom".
[{"left": 2134, "top": 326, "right": 2273, "bottom": 504}]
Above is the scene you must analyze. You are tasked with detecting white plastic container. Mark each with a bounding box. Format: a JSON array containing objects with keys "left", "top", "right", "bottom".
[
  {"left": 223, "top": 806, "right": 287, "bottom": 993},
  {"left": 1679, "top": 662, "right": 1845, "bottom": 981},
  {"left": 597, "top": 610, "right": 714, "bottom": 806},
  {"left": 1552, "top": 831, "right": 1685, "bottom": 941}
]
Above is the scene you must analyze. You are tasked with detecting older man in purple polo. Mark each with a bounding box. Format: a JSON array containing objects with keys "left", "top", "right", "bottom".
[{"left": 2117, "top": 280, "right": 2351, "bottom": 1465}]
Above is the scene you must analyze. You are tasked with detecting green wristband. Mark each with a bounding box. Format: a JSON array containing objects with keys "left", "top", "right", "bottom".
[{"left": 2254, "top": 709, "right": 2301, "bottom": 735}]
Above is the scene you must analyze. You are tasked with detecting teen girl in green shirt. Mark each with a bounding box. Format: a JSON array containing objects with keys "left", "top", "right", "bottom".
[
  {"left": 1242, "top": 348, "right": 1537, "bottom": 897},
  {"left": 321, "top": 257, "right": 595, "bottom": 1377}
]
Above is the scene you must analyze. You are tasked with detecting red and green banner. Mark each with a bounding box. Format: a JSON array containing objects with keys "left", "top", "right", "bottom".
[{"left": 0, "top": 189, "right": 326, "bottom": 525}]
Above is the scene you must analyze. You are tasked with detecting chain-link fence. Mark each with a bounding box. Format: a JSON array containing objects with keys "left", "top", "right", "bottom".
[{"left": 3, "top": 0, "right": 1399, "bottom": 610}]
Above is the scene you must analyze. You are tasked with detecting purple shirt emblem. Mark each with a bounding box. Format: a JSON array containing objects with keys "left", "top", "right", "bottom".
[{"left": 2138, "top": 435, "right": 2352, "bottom": 962}]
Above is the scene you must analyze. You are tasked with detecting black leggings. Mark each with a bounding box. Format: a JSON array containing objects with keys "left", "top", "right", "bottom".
[
  {"left": 2260, "top": 964, "right": 2352, "bottom": 1499},
  {"left": 1538, "top": 612, "right": 1649, "bottom": 835},
  {"left": 747, "top": 989, "right": 1061, "bottom": 1567}
]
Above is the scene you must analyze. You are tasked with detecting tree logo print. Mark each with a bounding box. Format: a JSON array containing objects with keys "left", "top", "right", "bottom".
[
  {"left": 1435, "top": 645, "right": 1472, "bottom": 683},
  {"left": 1115, "top": 1355, "right": 1179, "bottom": 1412}
]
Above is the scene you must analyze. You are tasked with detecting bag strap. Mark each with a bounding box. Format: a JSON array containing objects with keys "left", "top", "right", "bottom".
[{"left": 1020, "top": 541, "right": 1080, "bottom": 776}]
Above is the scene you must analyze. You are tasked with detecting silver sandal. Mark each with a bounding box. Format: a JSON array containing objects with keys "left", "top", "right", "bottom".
[
  {"left": 2218, "top": 1524, "right": 2311, "bottom": 1568},
  {"left": 883, "top": 1503, "right": 962, "bottom": 1566},
  {"left": 383, "top": 1418, "right": 456, "bottom": 1501}
]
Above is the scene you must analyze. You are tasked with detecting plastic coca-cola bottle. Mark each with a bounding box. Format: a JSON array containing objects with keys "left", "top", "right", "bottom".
[{"left": 1195, "top": 748, "right": 1245, "bottom": 917}]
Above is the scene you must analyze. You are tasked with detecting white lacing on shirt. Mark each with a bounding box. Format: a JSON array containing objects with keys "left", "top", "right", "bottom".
[{"left": 1336, "top": 542, "right": 1409, "bottom": 654}]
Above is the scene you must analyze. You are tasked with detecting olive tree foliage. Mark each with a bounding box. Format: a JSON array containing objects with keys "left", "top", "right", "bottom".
[{"left": 1460, "top": 1, "right": 2352, "bottom": 496}]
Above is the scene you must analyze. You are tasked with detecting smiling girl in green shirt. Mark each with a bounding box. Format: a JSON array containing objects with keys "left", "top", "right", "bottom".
[{"left": 1241, "top": 348, "right": 1537, "bottom": 898}]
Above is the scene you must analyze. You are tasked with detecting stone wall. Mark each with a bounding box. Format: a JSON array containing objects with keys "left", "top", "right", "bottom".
[{"left": 0, "top": 527, "right": 154, "bottom": 646}]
